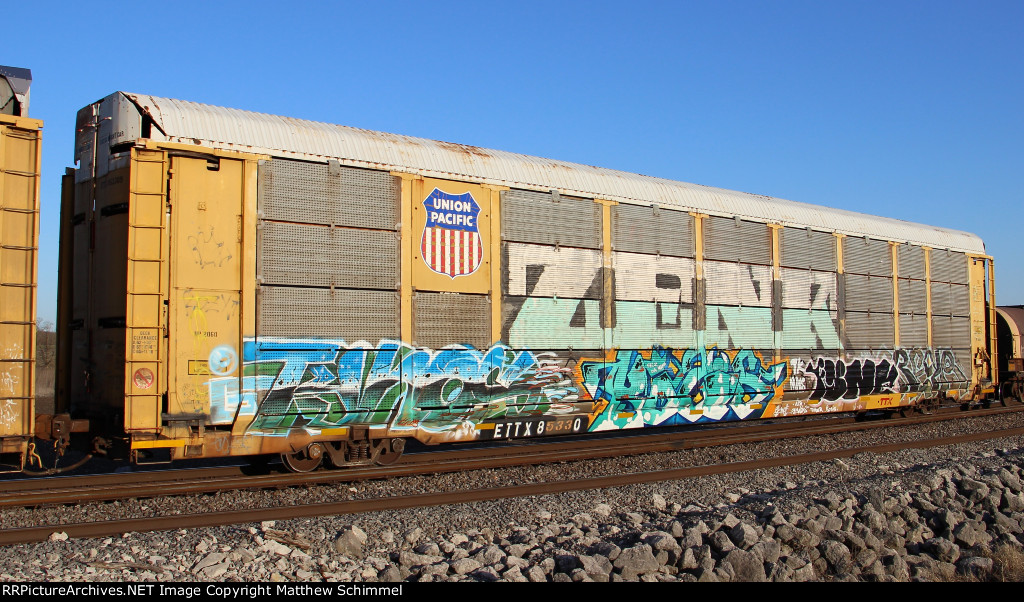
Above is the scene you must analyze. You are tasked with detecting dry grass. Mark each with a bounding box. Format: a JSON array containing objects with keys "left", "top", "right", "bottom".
[
  {"left": 942, "top": 545, "right": 1024, "bottom": 582},
  {"left": 988, "top": 544, "right": 1024, "bottom": 582},
  {"left": 34, "top": 326, "right": 56, "bottom": 414}
]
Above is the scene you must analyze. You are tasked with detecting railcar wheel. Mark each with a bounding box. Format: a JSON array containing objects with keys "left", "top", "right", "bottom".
[
  {"left": 371, "top": 438, "right": 405, "bottom": 466},
  {"left": 281, "top": 443, "right": 324, "bottom": 473}
]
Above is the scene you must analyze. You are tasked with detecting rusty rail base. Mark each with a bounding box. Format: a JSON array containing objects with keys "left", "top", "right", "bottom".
[
  {"left": 2, "top": 425, "right": 1022, "bottom": 546},
  {"left": 3, "top": 405, "right": 1018, "bottom": 508}
]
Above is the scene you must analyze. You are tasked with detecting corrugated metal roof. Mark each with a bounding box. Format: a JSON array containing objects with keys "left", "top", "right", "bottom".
[{"left": 122, "top": 92, "right": 984, "bottom": 254}]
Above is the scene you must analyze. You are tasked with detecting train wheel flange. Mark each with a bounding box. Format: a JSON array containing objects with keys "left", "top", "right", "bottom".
[
  {"left": 371, "top": 438, "right": 405, "bottom": 466},
  {"left": 281, "top": 443, "right": 324, "bottom": 473}
]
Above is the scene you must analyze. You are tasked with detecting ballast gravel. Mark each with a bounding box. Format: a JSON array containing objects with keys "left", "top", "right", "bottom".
[{"left": 2, "top": 413, "right": 1024, "bottom": 582}]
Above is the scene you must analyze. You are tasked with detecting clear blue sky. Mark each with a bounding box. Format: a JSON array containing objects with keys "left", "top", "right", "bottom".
[{"left": 6, "top": 0, "right": 1023, "bottom": 324}]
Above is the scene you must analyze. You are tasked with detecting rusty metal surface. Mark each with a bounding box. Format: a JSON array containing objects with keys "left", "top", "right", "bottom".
[
  {"left": 1, "top": 404, "right": 1018, "bottom": 510},
  {"left": 1, "top": 410, "right": 1021, "bottom": 545}
]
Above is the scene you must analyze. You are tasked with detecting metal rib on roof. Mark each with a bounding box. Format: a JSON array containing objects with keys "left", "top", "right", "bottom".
[{"left": 123, "top": 92, "right": 984, "bottom": 254}]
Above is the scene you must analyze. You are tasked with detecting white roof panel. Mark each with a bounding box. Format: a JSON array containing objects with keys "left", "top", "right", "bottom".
[{"left": 122, "top": 92, "right": 984, "bottom": 254}]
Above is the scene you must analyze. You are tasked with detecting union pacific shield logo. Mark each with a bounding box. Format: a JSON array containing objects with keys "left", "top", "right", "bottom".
[{"left": 421, "top": 188, "right": 483, "bottom": 278}]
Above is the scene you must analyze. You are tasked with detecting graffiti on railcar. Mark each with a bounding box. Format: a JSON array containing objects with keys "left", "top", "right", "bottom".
[
  {"left": 892, "top": 348, "right": 968, "bottom": 392},
  {"left": 205, "top": 338, "right": 972, "bottom": 443},
  {"left": 0, "top": 400, "right": 19, "bottom": 429},
  {"left": 0, "top": 342, "right": 23, "bottom": 428},
  {"left": 804, "top": 357, "right": 899, "bottom": 401},
  {"left": 577, "top": 346, "right": 788, "bottom": 430},
  {"left": 188, "top": 225, "right": 233, "bottom": 270},
  {"left": 206, "top": 339, "right": 577, "bottom": 440},
  {"left": 785, "top": 347, "right": 969, "bottom": 413}
]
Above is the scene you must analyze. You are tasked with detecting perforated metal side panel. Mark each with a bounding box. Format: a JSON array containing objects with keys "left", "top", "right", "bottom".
[
  {"left": 780, "top": 269, "right": 838, "bottom": 311},
  {"left": 930, "top": 282, "right": 949, "bottom": 317},
  {"left": 781, "top": 310, "right": 841, "bottom": 349},
  {"left": 260, "top": 222, "right": 397, "bottom": 289},
  {"left": 930, "top": 282, "right": 970, "bottom": 317},
  {"left": 898, "top": 245, "right": 926, "bottom": 280},
  {"left": 704, "top": 305, "right": 773, "bottom": 348},
  {"left": 897, "top": 279, "right": 927, "bottom": 315},
  {"left": 612, "top": 204, "right": 693, "bottom": 257},
  {"left": 842, "top": 237, "right": 891, "bottom": 275},
  {"left": 614, "top": 253, "right": 695, "bottom": 303},
  {"left": 414, "top": 292, "right": 490, "bottom": 349},
  {"left": 502, "top": 189, "right": 601, "bottom": 249},
  {"left": 613, "top": 301, "right": 694, "bottom": 348},
  {"left": 932, "top": 316, "right": 971, "bottom": 348},
  {"left": 258, "top": 287, "right": 399, "bottom": 342},
  {"left": 704, "top": 261, "right": 772, "bottom": 307},
  {"left": 929, "top": 250, "right": 968, "bottom": 284},
  {"left": 844, "top": 311, "right": 894, "bottom": 349},
  {"left": 503, "top": 296, "right": 604, "bottom": 350},
  {"left": 704, "top": 216, "right": 771, "bottom": 265},
  {"left": 780, "top": 228, "right": 836, "bottom": 271},
  {"left": 950, "top": 284, "right": 970, "bottom": 317},
  {"left": 949, "top": 349, "right": 972, "bottom": 382},
  {"left": 844, "top": 274, "right": 894, "bottom": 313},
  {"left": 259, "top": 159, "right": 399, "bottom": 229},
  {"left": 898, "top": 312, "right": 928, "bottom": 348},
  {"left": 504, "top": 243, "right": 602, "bottom": 299}
]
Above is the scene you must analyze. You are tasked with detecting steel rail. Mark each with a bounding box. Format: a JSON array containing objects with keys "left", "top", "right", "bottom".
[
  {"left": 1, "top": 424, "right": 1022, "bottom": 546},
  {"left": 1, "top": 405, "right": 1020, "bottom": 508}
]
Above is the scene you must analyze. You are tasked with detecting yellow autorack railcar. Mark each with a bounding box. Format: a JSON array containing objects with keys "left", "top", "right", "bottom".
[
  {"left": 0, "top": 66, "right": 41, "bottom": 471},
  {"left": 58, "top": 92, "right": 999, "bottom": 471}
]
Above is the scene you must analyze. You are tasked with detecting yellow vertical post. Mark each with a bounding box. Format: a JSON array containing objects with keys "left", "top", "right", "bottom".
[
  {"left": 835, "top": 234, "right": 844, "bottom": 275},
  {"left": 968, "top": 254, "right": 989, "bottom": 392},
  {"left": 924, "top": 247, "right": 932, "bottom": 347},
  {"left": 394, "top": 173, "right": 416, "bottom": 343},
  {"left": 892, "top": 243, "right": 900, "bottom": 348},
  {"left": 691, "top": 213, "right": 707, "bottom": 342},
  {"left": 240, "top": 159, "right": 259, "bottom": 341},
  {"left": 989, "top": 258, "right": 997, "bottom": 386},
  {"left": 769, "top": 224, "right": 782, "bottom": 363},
  {"left": 595, "top": 200, "right": 617, "bottom": 330},
  {"left": 769, "top": 226, "right": 781, "bottom": 280},
  {"left": 484, "top": 186, "right": 504, "bottom": 345},
  {"left": 232, "top": 156, "right": 260, "bottom": 438},
  {"left": 835, "top": 234, "right": 845, "bottom": 351},
  {"left": 691, "top": 213, "right": 706, "bottom": 280}
]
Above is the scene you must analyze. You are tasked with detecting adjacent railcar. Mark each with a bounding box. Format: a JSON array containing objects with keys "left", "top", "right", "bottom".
[
  {"left": 996, "top": 306, "right": 1024, "bottom": 400},
  {"left": 0, "top": 66, "right": 41, "bottom": 471},
  {"left": 60, "top": 92, "right": 998, "bottom": 471}
]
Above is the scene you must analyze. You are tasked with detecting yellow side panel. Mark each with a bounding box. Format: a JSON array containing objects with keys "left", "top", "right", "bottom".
[
  {"left": 487, "top": 186, "right": 503, "bottom": 345},
  {"left": 396, "top": 173, "right": 414, "bottom": 342},
  {"left": 409, "top": 177, "right": 493, "bottom": 294},
  {"left": 167, "top": 156, "right": 246, "bottom": 422},
  {"left": 989, "top": 259, "right": 997, "bottom": 386},
  {"left": 124, "top": 149, "right": 168, "bottom": 431},
  {"left": 860, "top": 393, "right": 903, "bottom": 410},
  {"left": 968, "top": 256, "right": 988, "bottom": 384},
  {"left": 0, "top": 117, "right": 41, "bottom": 441}
]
